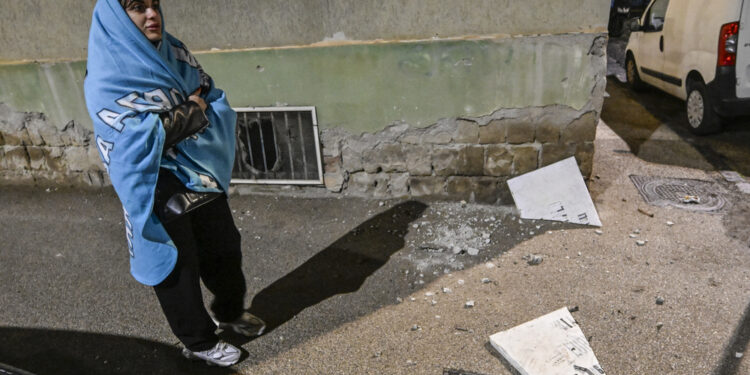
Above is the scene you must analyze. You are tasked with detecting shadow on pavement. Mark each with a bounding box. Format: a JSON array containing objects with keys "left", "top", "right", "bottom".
[
  {"left": 601, "top": 77, "right": 750, "bottom": 176},
  {"left": 0, "top": 328, "right": 236, "bottom": 375},
  {"left": 245, "top": 200, "right": 428, "bottom": 335},
  {"left": 714, "top": 300, "right": 750, "bottom": 375}
]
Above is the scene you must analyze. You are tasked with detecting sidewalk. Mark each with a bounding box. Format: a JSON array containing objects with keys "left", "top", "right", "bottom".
[
  {"left": 236, "top": 121, "right": 750, "bottom": 374},
  {"left": 1, "top": 121, "right": 749, "bottom": 375}
]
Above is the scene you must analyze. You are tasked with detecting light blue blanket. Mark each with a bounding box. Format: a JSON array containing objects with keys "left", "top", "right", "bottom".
[{"left": 84, "top": 0, "right": 237, "bottom": 286}]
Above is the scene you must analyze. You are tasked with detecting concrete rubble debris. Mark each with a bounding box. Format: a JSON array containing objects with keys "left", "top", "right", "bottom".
[
  {"left": 595, "top": 230, "right": 603, "bottom": 235},
  {"left": 656, "top": 297, "right": 665, "bottom": 305},
  {"left": 465, "top": 300, "right": 475, "bottom": 308},
  {"left": 680, "top": 195, "right": 701, "bottom": 204},
  {"left": 410, "top": 324, "right": 421, "bottom": 331},
  {"left": 656, "top": 322, "right": 664, "bottom": 330},
  {"left": 629, "top": 234, "right": 638, "bottom": 238},
  {"left": 666, "top": 221, "right": 674, "bottom": 226},
  {"left": 481, "top": 278, "right": 491, "bottom": 284},
  {"left": 507, "top": 157, "right": 602, "bottom": 227},
  {"left": 442, "top": 287, "right": 452, "bottom": 294},
  {"left": 736, "top": 352, "right": 744, "bottom": 359},
  {"left": 636, "top": 240, "right": 647, "bottom": 246},
  {"left": 523, "top": 254, "right": 544, "bottom": 265},
  {"left": 489, "top": 307, "right": 606, "bottom": 375}
]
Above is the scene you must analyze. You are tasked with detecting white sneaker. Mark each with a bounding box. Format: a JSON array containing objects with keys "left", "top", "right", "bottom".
[
  {"left": 216, "top": 312, "right": 267, "bottom": 337},
  {"left": 181, "top": 341, "right": 241, "bottom": 367}
]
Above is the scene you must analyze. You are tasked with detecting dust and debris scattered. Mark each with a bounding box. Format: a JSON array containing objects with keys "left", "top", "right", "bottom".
[
  {"left": 656, "top": 297, "right": 665, "bottom": 305},
  {"left": 465, "top": 300, "right": 475, "bottom": 308}
]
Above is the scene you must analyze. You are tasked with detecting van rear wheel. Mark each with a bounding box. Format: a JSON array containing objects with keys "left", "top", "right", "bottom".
[
  {"left": 686, "top": 80, "right": 722, "bottom": 135},
  {"left": 626, "top": 55, "right": 646, "bottom": 91}
]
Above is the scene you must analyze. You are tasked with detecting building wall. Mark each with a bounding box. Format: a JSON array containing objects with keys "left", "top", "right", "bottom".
[
  {"left": 0, "top": 1, "right": 609, "bottom": 202},
  {"left": 1, "top": 1, "right": 607, "bottom": 63}
]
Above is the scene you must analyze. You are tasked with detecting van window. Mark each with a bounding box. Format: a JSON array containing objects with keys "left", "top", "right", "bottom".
[{"left": 643, "top": 0, "right": 669, "bottom": 32}]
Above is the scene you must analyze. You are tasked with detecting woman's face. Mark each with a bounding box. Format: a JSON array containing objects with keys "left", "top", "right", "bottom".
[{"left": 123, "top": 0, "right": 162, "bottom": 42}]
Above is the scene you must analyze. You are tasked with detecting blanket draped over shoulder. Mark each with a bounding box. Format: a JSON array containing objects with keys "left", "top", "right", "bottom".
[{"left": 84, "top": 0, "right": 237, "bottom": 286}]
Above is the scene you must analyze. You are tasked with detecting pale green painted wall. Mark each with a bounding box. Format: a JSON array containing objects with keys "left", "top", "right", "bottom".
[{"left": 0, "top": 34, "right": 601, "bottom": 134}]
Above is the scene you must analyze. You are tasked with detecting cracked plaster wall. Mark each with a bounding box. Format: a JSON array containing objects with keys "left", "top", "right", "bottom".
[{"left": 0, "top": 6, "right": 608, "bottom": 197}]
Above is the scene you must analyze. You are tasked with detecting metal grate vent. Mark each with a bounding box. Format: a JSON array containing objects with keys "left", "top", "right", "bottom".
[
  {"left": 232, "top": 106, "right": 323, "bottom": 185},
  {"left": 629, "top": 175, "right": 729, "bottom": 213}
]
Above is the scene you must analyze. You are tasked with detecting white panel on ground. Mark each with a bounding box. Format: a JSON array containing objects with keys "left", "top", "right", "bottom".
[
  {"left": 489, "top": 307, "right": 606, "bottom": 375},
  {"left": 507, "top": 157, "right": 601, "bottom": 227}
]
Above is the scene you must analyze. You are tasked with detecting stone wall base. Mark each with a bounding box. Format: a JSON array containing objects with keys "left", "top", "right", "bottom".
[
  {"left": 0, "top": 103, "right": 108, "bottom": 188},
  {"left": 1, "top": 104, "right": 598, "bottom": 204},
  {"left": 317, "top": 105, "right": 598, "bottom": 204}
]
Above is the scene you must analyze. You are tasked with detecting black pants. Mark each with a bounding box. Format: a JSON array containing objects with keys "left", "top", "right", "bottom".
[{"left": 153, "top": 195, "right": 246, "bottom": 352}]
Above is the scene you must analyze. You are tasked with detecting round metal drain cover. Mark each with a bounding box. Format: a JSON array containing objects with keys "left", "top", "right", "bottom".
[{"left": 629, "top": 175, "right": 729, "bottom": 213}]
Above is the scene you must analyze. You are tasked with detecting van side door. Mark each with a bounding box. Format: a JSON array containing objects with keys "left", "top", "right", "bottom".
[
  {"left": 737, "top": 0, "right": 750, "bottom": 98},
  {"left": 634, "top": 0, "right": 671, "bottom": 90}
]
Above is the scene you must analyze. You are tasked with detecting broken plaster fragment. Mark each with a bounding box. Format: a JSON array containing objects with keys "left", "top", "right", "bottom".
[
  {"left": 481, "top": 278, "right": 491, "bottom": 284},
  {"left": 595, "top": 230, "right": 603, "bottom": 235},
  {"left": 524, "top": 254, "right": 543, "bottom": 265},
  {"left": 636, "top": 240, "right": 647, "bottom": 246},
  {"left": 465, "top": 300, "right": 475, "bottom": 308},
  {"left": 680, "top": 195, "right": 701, "bottom": 204}
]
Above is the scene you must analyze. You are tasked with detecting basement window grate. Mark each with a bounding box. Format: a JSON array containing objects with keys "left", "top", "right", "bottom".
[{"left": 231, "top": 106, "right": 323, "bottom": 185}]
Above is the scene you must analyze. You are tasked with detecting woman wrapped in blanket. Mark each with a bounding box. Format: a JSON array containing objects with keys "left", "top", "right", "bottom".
[{"left": 84, "top": 0, "right": 264, "bottom": 367}]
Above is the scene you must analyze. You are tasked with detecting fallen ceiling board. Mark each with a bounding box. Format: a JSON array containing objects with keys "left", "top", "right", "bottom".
[
  {"left": 489, "top": 307, "right": 606, "bottom": 375},
  {"left": 507, "top": 157, "right": 601, "bottom": 227}
]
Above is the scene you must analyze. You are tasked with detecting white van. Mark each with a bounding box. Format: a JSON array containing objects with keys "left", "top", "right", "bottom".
[{"left": 625, "top": 0, "right": 750, "bottom": 134}]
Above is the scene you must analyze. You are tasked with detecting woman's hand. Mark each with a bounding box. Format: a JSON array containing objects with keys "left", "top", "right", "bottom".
[{"left": 188, "top": 88, "right": 207, "bottom": 112}]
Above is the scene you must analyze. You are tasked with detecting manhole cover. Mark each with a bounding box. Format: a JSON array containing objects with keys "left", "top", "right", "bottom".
[{"left": 629, "top": 175, "right": 729, "bottom": 214}]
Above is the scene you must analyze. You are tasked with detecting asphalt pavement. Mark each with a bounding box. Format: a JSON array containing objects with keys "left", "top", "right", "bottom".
[{"left": 1, "top": 81, "right": 750, "bottom": 374}]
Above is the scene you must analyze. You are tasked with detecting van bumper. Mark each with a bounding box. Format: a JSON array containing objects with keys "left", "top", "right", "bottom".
[{"left": 707, "top": 66, "right": 750, "bottom": 117}]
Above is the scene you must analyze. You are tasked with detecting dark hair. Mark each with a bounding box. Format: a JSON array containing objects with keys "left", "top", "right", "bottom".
[{"left": 119, "top": 0, "right": 133, "bottom": 8}]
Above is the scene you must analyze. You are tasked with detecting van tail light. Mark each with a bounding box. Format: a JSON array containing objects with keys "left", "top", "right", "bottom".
[{"left": 718, "top": 22, "right": 739, "bottom": 66}]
